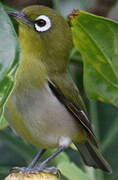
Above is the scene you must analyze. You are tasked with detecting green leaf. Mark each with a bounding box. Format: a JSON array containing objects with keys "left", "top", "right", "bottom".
[
  {"left": 0, "top": 3, "right": 18, "bottom": 129},
  {"left": 70, "top": 10, "right": 118, "bottom": 107},
  {"left": 87, "top": 100, "right": 118, "bottom": 180},
  {"left": 53, "top": 151, "right": 90, "bottom": 180},
  {"left": 58, "top": 161, "right": 91, "bottom": 180},
  {"left": 0, "top": 115, "right": 8, "bottom": 130}
]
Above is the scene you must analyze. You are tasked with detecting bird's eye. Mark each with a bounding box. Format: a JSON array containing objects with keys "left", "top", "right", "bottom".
[{"left": 34, "top": 15, "right": 51, "bottom": 32}]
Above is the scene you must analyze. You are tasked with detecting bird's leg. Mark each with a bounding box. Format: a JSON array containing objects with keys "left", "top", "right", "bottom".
[
  {"left": 11, "top": 147, "right": 66, "bottom": 174},
  {"left": 11, "top": 149, "right": 46, "bottom": 173},
  {"left": 28, "top": 149, "right": 46, "bottom": 168},
  {"left": 35, "top": 146, "right": 66, "bottom": 173}
]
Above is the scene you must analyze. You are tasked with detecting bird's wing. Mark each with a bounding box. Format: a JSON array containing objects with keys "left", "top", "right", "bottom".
[{"left": 48, "top": 79, "right": 98, "bottom": 147}]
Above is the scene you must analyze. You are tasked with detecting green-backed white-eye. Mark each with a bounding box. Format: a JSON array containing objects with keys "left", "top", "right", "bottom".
[{"left": 5, "top": 5, "right": 112, "bottom": 173}]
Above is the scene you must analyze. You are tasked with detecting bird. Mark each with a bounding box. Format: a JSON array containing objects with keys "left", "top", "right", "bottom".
[{"left": 5, "top": 5, "right": 112, "bottom": 174}]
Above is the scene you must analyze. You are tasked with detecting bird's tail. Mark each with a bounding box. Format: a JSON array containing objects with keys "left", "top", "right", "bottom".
[{"left": 75, "top": 140, "right": 112, "bottom": 173}]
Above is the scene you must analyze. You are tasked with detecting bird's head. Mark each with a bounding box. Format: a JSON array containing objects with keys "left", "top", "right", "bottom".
[{"left": 8, "top": 5, "right": 73, "bottom": 72}]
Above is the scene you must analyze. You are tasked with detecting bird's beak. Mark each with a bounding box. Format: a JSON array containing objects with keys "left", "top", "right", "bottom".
[{"left": 7, "top": 10, "right": 33, "bottom": 26}]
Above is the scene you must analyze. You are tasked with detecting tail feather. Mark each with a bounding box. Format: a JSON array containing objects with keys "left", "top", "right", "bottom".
[{"left": 75, "top": 140, "right": 112, "bottom": 173}]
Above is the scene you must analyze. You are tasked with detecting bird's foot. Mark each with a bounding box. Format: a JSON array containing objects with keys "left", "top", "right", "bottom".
[
  {"left": 10, "top": 167, "right": 33, "bottom": 173},
  {"left": 10, "top": 166, "right": 60, "bottom": 175}
]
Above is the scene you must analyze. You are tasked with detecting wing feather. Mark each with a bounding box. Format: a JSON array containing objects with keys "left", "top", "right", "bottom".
[{"left": 48, "top": 80, "right": 98, "bottom": 147}]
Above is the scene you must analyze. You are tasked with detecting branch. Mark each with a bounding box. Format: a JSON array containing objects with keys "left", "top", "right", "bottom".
[
  {"left": 5, "top": 172, "right": 59, "bottom": 180},
  {"left": 88, "top": 0, "right": 117, "bottom": 17},
  {"left": 5, "top": 0, "right": 54, "bottom": 8}
]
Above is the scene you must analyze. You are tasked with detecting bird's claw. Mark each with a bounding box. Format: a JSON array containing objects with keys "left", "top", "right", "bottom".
[
  {"left": 10, "top": 167, "right": 33, "bottom": 173},
  {"left": 10, "top": 166, "right": 60, "bottom": 175}
]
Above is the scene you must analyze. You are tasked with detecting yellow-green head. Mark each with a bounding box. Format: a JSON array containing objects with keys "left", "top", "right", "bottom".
[{"left": 8, "top": 6, "right": 73, "bottom": 74}]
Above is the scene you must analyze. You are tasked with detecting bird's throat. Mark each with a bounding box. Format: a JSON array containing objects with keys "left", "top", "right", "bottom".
[{"left": 15, "top": 50, "right": 47, "bottom": 92}]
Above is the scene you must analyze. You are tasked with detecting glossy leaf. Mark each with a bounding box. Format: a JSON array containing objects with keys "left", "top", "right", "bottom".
[
  {"left": 0, "top": 3, "right": 18, "bottom": 128},
  {"left": 53, "top": 151, "right": 91, "bottom": 180},
  {"left": 70, "top": 10, "right": 118, "bottom": 107},
  {"left": 0, "top": 115, "right": 9, "bottom": 130},
  {"left": 86, "top": 100, "right": 118, "bottom": 180}
]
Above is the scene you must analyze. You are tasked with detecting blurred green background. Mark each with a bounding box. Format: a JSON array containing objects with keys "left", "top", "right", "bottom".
[{"left": 0, "top": 0, "right": 118, "bottom": 180}]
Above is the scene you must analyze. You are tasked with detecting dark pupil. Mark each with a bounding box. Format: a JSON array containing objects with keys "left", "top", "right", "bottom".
[{"left": 36, "top": 19, "right": 46, "bottom": 27}]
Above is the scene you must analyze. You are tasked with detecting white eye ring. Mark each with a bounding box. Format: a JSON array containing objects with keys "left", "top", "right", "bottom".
[{"left": 34, "top": 15, "right": 51, "bottom": 32}]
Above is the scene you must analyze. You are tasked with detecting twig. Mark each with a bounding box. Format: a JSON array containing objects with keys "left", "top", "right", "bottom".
[
  {"left": 88, "top": 0, "right": 117, "bottom": 17},
  {"left": 5, "top": 0, "right": 54, "bottom": 9}
]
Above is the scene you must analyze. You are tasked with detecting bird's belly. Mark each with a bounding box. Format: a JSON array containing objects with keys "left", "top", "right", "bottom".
[{"left": 4, "top": 85, "right": 82, "bottom": 149}]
